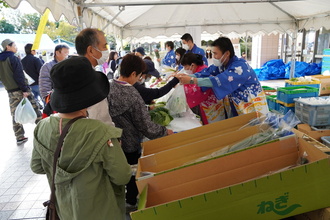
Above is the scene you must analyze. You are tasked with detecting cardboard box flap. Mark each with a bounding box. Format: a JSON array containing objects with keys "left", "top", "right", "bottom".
[
  {"left": 137, "top": 136, "right": 299, "bottom": 207},
  {"left": 142, "top": 112, "right": 260, "bottom": 156},
  {"left": 137, "top": 125, "right": 260, "bottom": 177},
  {"left": 131, "top": 134, "right": 330, "bottom": 220}
]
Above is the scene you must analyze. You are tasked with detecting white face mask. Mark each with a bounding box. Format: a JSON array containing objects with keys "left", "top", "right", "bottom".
[
  {"left": 185, "top": 69, "right": 193, "bottom": 75},
  {"left": 93, "top": 47, "right": 109, "bottom": 65},
  {"left": 139, "top": 78, "right": 145, "bottom": 85},
  {"left": 213, "top": 53, "right": 226, "bottom": 68},
  {"left": 182, "top": 44, "right": 189, "bottom": 50},
  {"left": 175, "top": 55, "right": 180, "bottom": 61}
]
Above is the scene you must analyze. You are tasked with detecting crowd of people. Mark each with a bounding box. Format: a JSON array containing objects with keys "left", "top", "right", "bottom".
[{"left": 0, "top": 29, "right": 268, "bottom": 219}]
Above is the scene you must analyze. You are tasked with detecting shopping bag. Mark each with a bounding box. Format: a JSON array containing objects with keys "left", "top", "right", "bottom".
[
  {"left": 24, "top": 71, "right": 35, "bottom": 85},
  {"left": 14, "top": 98, "right": 37, "bottom": 124},
  {"left": 167, "top": 108, "right": 202, "bottom": 133},
  {"left": 166, "top": 84, "right": 188, "bottom": 116}
]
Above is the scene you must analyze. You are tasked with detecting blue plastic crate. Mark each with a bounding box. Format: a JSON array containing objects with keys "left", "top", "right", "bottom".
[
  {"left": 277, "top": 86, "right": 319, "bottom": 104},
  {"left": 324, "top": 49, "right": 330, "bottom": 56},
  {"left": 322, "top": 56, "right": 330, "bottom": 62},
  {"left": 284, "top": 82, "right": 320, "bottom": 89},
  {"left": 266, "top": 95, "right": 279, "bottom": 111},
  {"left": 278, "top": 103, "right": 295, "bottom": 115},
  {"left": 294, "top": 97, "right": 330, "bottom": 126}
]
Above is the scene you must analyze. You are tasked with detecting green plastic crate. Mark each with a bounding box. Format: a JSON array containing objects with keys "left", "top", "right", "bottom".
[{"left": 277, "top": 86, "right": 319, "bottom": 104}]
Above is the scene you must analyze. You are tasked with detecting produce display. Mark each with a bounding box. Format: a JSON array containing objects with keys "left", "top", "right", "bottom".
[{"left": 149, "top": 105, "right": 173, "bottom": 126}]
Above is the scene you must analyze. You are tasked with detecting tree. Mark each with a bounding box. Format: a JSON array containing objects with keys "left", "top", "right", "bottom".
[
  {"left": 0, "top": 19, "right": 17, "bottom": 33},
  {"left": 44, "top": 20, "right": 79, "bottom": 43},
  {"left": 0, "top": 0, "right": 9, "bottom": 9},
  {"left": 19, "top": 13, "right": 40, "bottom": 34}
]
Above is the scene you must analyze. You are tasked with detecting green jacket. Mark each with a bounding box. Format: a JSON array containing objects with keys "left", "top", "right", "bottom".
[{"left": 31, "top": 115, "right": 131, "bottom": 220}]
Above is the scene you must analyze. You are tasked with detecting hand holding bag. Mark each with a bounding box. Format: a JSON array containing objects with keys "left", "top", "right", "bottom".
[
  {"left": 14, "top": 98, "right": 37, "bottom": 124},
  {"left": 43, "top": 116, "right": 84, "bottom": 220}
]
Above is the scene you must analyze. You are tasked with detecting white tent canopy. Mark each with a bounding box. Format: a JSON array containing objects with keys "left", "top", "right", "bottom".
[
  {"left": 7, "top": 0, "right": 330, "bottom": 40},
  {"left": 0, "top": 33, "right": 55, "bottom": 53}
]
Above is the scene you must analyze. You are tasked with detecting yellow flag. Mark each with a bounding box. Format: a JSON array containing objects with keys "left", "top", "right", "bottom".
[{"left": 32, "top": 9, "right": 50, "bottom": 50}]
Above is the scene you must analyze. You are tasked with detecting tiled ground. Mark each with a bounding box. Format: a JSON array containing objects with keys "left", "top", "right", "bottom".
[{"left": 0, "top": 84, "right": 48, "bottom": 220}]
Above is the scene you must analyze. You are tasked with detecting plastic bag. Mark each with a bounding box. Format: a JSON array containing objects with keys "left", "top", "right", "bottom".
[
  {"left": 14, "top": 98, "right": 37, "bottom": 124},
  {"left": 166, "top": 108, "right": 202, "bottom": 132},
  {"left": 24, "top": 71, "right": 35, "bottom": 85},
  {"left": 166, "top": 84, "right": 188, "bottom": 116}
]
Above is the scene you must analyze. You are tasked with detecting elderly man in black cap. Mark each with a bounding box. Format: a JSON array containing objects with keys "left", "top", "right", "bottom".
[
  {"left": 133, "top": 59, "right": 180, "bottom": 105},
  {"left": 0, "top": 39, "right": 42, "bottom": 145}
]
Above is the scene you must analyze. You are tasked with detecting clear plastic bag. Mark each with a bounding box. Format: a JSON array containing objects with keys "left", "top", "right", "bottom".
[
  {"left": 184, "top": 110, "right": 301, "bottom": 165},
  {"left": 166, "top": 84, "right": 188, "bottom": 116},
  {"left": 14, "top": 98, "right": 37, "bottom": 124}
]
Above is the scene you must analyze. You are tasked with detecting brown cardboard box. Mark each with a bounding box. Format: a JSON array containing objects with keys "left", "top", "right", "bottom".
[
  {"left": 131, "top": 134, "right": 330, "bottom": 220},
  {"left": 142, "top": 111, "right": 260, "bottom": 156},
  {"left": 312, "top": 74, "right": 330, "bottom": 95},
  {"left": 297, "top": 123, "right": 330, "bottom": 142},
  {"left": 136, "top": 125, "right": 260, "bottom": 179}
]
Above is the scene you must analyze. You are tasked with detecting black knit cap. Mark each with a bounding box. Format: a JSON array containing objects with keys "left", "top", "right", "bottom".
[{"left": 50, "top": 56, "right": 109, "bottom": 113}]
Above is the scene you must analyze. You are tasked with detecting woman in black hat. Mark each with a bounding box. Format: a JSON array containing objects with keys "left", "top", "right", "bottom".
[{"left": 31, "top": 56, "right": 131, "bottom": 220}]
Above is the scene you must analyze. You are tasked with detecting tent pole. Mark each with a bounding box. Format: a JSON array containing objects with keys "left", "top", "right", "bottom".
[
  {"left": 289, "top": 23, "right": 298, "bottom": 79},
  {"left": 77, "top": 4, "right": 84, "bottom": 31},
  {"left": 102, "top": 6, "right": 125, "bottom": 31}
]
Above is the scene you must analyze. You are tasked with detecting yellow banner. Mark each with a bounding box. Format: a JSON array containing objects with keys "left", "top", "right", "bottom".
[{"left": 32, "top": 9, "right": 50, "bottom": 50}]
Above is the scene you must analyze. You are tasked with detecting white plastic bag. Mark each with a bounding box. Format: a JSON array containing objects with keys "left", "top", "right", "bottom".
[
  {"left": 166, "top": 108, "right": 202, "bottom": 132},
  {"left": 166, "top": 84, "right": 188, "bottom": 116},
  {"left": 14, "top": 98, "right": 37, "bottom": 124},
  {"left": 24, "top": 71, "right": 35, "bottom": 85}
]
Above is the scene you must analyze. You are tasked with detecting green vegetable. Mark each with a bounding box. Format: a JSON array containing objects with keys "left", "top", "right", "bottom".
[{"left": 149, "top": 107, "right": 174, "bottom": 126}]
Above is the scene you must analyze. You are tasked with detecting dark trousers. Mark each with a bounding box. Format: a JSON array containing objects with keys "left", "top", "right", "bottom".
[{"left": 124, "top": 151, "right": 141, "bottom": 205}]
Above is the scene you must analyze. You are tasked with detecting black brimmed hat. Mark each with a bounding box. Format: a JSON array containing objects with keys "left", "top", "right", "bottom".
[{"left": 50, "top": 56, "right": 109, "bottom": 113}]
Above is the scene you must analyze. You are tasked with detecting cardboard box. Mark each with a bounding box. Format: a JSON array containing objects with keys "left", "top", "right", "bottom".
[
  {"left": 131, "top": 135, "right": 330, "bottom": 220},
  {"left": 136, "top": 125, "right": 260, "bottom": 179},
  {"left": 142, "top": 111, "right": 260, "bottom": 156},
  {"left": 294, "top": 207, "right": 330, "bottom": 220},
  {"left": 312, "top": 75, "right": 330, "bottom": 95},
  {"left": 297, "top": 123, "right": 330, "bottom": 141}
]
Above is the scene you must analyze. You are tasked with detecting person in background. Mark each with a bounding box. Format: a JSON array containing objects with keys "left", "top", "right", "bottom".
[
  {"left": 161, "top": 41, "right": 176, "bottom": 67},
  {"left": 241, "top": 52, "right": 247, "bottom": 60},
  {"left": 178, "top": 36, "right": 268, "bottom": 118},
  {"left": 21, "top": 43, "right": 43, "bottom": 108},
  {"left": 180, "top": 52, "right": 223, "bottom": 124},
  {"left": 108, "top": 54, "right": 174, "bottom": 212},
  {"left": 175, "top": 47, "right": 186, "bottom": 70},
  {"left": 31, "top": 56, "right": 131, "bottom": 220},
  {"left": 39, "top": 55, "right": 45, "bottom": 64},
  {"left": 75, "top": 28, "right": 114, "bottom": 127},
  {"left": 181, "top": 33, "right": 208, "bottom": 66},
  {"left": 39, "top": 44, "right": 70, "bottom": 101},
  {"left": 135, "top": 47, "right": 145, "bottom": 58},
  {"left": 0, "top": 39, "right": 42, "bottom": 145},
  {"left": 103, "top": 51, "right": 118, "bottom": 79},
  {"left": 206, "top": 47, "right": 212, "bottom": 59},
  {"left": 134, "top": 59, "right": 179, "bottom": 105}
]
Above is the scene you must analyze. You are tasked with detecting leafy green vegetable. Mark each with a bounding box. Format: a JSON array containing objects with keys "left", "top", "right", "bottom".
[{"left": 149, "top": 107, "right": 173, "bottom": 126}]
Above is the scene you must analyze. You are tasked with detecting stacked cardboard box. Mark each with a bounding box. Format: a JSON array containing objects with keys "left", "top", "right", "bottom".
[
  {"left": 312, "top": 75, "right": 330, "bottom": 96},
  {"left": 131, "top": 114, "right": 330, "bottom": 220}
]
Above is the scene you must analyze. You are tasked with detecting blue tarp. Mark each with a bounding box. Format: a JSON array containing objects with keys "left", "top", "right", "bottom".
[{"left": 255, "top": 59, "right": 322, "bottom": 81}]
